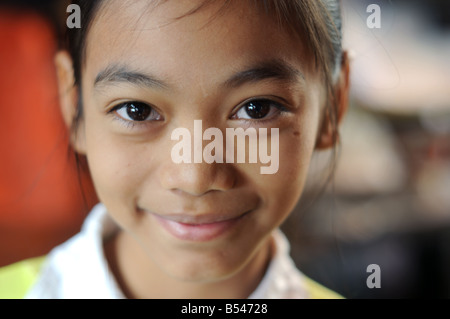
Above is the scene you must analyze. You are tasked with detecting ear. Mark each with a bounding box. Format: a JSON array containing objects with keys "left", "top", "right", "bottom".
[
  {"left": 315, "top": 51, "right": 350, "bottom": 150},
  {"left": 55, "top": 51, "right": 86, "bottom": 154}
]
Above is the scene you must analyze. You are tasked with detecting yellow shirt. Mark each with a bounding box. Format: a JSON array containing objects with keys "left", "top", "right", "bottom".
[{"left": 0, "top": 257, "right": 45, "bottom": 299}]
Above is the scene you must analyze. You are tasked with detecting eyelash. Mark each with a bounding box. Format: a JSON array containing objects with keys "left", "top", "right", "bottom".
[
  {"left": 108, "top": 97, "right": 289, "bottom": 129},
  {"left": 231, "top": 98, "right": 289, "bottom": 124},
  {"left": 108, "top": 101, "right": 162, "bottom": 129}
]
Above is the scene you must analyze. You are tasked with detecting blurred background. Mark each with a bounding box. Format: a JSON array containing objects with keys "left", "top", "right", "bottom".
[
  {"left": 0, "top": 0, "right": 449, "bottom": 298},
  {"left": 283, "top": 0, "right": 450, "bottom": 298},
  {"left": 0, "top": 0, "right": 97, "bottom": 269}
]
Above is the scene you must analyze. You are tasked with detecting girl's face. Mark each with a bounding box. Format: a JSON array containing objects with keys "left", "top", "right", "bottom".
[{"left": 62, "top": 0, "right": 338, "bottom": 286}]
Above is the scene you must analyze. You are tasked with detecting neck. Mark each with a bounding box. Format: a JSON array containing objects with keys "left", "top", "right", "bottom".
[{"left": 104, "top": 230, "right": 273, "bottom": 299}]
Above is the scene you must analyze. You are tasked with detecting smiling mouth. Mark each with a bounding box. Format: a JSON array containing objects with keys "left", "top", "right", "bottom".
[{"left": 150, "top": 210, "right": 251, "bottom": 242}]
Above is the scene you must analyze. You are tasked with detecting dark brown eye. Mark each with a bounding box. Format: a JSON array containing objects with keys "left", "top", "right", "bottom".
[
  {"left": 233, "top": 99, "right": 284, "bottom": 120},
  {"left": 244, "top": 101, "right": 271, "bottom": 119},
  {"left": 114, "top": 102, "right": 161, "bottom": 122}
]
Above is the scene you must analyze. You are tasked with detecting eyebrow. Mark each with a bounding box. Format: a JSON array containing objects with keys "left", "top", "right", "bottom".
[
  {"left": 94, "top": 65, "right": 169, "bottom": 90},
  {"left": 224, "top": 59, "right": 305, "bottom": 88},
  {"left": 93, "top": 59, "right": 305, "bottom": 92}
]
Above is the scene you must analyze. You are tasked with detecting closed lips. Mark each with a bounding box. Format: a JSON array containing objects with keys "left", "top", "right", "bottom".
[
  {"left": 151, "top": 210, "right": 251, "bottom": 225},
  {"left": 149, "top": 210, "right": 252, "bottom": 242}
]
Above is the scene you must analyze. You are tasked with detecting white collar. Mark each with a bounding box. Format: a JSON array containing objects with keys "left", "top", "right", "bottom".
[{"left": 29, "top": 203, "right": 309, "bottom": 299}]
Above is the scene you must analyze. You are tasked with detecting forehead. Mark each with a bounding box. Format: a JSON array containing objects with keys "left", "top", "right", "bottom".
[{"left": 84, "top": 0, "right": 314, "bottom": 85}]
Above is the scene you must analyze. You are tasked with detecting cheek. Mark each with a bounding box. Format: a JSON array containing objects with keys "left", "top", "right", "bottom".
[
  {"left": 250, "top": 110, "right": 320, "bottom": 227},
  {"left": 86, "top": 140, "right": 137, "bottom": 207},
  {"left": 82, "top": 115, "right": 151, "bottom": 213}
]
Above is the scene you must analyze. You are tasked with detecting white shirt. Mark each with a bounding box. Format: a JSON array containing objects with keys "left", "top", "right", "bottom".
[{"left": 26, "top": 204, "right": 313, "bottom": 299}]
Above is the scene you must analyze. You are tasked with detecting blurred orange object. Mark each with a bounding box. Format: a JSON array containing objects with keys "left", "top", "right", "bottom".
[{"left": 0, "top": 9, "right": 97, "bottom": 267}]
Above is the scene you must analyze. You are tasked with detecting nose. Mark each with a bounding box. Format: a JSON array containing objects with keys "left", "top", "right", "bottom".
[
  {"left": 158, "top": 119, "right": 238, "bottom": 196},
  {"left": 158, "top": 160, "right": 236, "bottom": 196}
]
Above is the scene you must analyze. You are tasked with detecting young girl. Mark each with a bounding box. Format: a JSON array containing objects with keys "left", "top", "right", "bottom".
[{"left": 26, "top": 0, "right": 349, "bottom": 299}]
